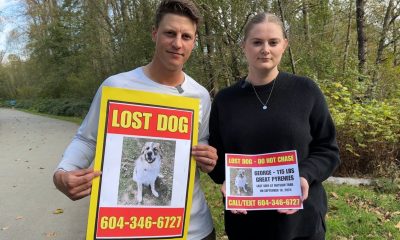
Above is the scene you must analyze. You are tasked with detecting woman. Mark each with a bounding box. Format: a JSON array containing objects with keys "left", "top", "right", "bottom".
[{"left": 208, "top": 13, "right": 340, "bottom": 240}]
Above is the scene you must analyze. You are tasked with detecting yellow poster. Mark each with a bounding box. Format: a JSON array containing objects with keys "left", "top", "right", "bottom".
[{"left": 86, "top": 87, "right": 199, "bottom": 240}]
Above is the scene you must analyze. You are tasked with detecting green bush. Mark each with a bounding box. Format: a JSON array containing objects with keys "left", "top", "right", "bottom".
[
  {"left": 1, "top": 99, "right": 17, "bottom": 107},
  {"left": 323, "top": 82, "right": 400, "bottom": 177},
  {"left": 14, "top": 98, "right": 90, "bottom": 117}
]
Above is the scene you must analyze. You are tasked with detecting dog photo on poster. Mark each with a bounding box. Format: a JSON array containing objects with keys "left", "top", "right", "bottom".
[
  {"left": 118, "top": 137, "right": 176, "bottom": 206},
  {"left": 86, "top": 87, "right": 200, "bottom": 240}
]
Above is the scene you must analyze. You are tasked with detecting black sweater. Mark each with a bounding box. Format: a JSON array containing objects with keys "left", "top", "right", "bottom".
[{"left": 208, "top": 72, "right": 340, "bottom": 240}]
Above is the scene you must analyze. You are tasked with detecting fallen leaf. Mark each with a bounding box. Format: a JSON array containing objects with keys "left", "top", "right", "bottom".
[
  {"left": 15, "top": 216, "right": 24, "bottom": 220},
  {"left": 337, "top": 237, "right": 348, "bottom": 240},
  {"left": 39, "top": 167, "right": 45, "bottom": 169},
  {"left": 330, "top": 205, "right": 339, "bottom": 211},
  {"left": 53, "top": 208, "right": 64, "bottom": 214},
  {"left": 373, "top": 210, "right": 383, "bottom": 216},
  {"left": 1, "top": 226, "right": 10, "bottom": 231},
  {"left": 330, "top": 192, "right": 339, "bottom": 199},
  {"left": 396, "top": 221, "right": 400, "bottom": 229},
  {"left": 45, "top": 232, "right": 56, "bottom": 237}
]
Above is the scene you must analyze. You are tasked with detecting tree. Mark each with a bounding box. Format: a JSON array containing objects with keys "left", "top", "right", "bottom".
[
  {"left": 356, "top": 0, "right": 367, "bottom": 81},
  {"left": 342, "top": 0, "right": 353, "bottom": 72}
]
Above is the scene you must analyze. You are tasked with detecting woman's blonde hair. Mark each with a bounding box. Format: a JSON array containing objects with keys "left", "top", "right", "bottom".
[{"left": 243, "top": 13, "right": 286, "bottom": 41}]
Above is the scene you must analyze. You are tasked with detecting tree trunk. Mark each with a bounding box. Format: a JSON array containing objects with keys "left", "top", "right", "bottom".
[
  {"left": 302, "top": 0, "right": 311, "bottom": 44},
  {"left": 0, "top": 50, "right": 5, "bottom": 63},
  {"left": 394, "top": 21, "right": 399, "bottom": 66},
  {"left": 278, "top": 0, "right": 296, "bottom": 74},
  {"left": 369, "top": 0, "right": 395, "bottom": 97},
  {"left": 356, "top": 0, "right": 367, "bottom": 81},
  {"left": 375, "top": 0, "right": 394, "bottom": 65},
  {"left": 203, "top": 11, "right": 217, "bottom": 96},
  {"left": 343, "top": 0, "right": 353, "bottom": 72}
]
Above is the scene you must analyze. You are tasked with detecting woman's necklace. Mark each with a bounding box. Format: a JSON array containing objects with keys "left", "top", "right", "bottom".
[{"left": 250, "top": 77, "right": 277, "bottom": 110}]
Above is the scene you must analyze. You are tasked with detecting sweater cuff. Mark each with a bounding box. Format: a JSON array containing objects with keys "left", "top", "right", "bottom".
[{"left": 299, "top": 163, "right": 317, "bottom": 185}]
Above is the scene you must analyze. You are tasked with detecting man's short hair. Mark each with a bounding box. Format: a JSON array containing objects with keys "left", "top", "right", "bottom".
[{"left": 155, "top": 0, "right": 202, "bottom": 29}]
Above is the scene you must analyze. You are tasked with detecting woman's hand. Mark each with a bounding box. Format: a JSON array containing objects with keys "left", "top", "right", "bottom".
[{"left": 277, "top": 177, "right": 309, "bottom": 215}]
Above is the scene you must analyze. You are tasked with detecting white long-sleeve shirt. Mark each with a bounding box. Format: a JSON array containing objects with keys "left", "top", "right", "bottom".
[{"left": 57, "top": 67, "right": 213, "bottom": 240}]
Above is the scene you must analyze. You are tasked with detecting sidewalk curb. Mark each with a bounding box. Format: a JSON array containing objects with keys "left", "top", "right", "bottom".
[{"left": 326, "top": 177, "right": 373, "bottom": 186}]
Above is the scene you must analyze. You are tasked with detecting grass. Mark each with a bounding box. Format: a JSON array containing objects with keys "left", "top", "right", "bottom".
[{"left": 200, "top": 173, "right": 400, "bottom": 240}]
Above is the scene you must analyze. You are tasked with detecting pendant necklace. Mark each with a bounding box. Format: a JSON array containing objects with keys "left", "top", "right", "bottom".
[{"left": 250, "top": 77, "right": 277, "bottom": 110}]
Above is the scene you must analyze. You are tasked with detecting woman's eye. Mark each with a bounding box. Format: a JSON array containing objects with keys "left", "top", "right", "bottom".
[{"left": 269, "top": 40, "right": 279, "bottom": 46}]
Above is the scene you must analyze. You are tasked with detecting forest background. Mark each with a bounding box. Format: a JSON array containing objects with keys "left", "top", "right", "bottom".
[{"left": 0, "top": 0, "right": 399, "bottom": 178}]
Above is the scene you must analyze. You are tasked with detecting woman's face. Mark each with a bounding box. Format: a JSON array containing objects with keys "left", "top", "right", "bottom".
[{"left": 243, "top": 21, "right": 287, "bottom": 74}]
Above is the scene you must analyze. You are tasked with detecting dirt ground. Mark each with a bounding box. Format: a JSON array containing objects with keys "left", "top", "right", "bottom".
[{"left": 0, "top": 108, "right": 89, "bottom": 240}]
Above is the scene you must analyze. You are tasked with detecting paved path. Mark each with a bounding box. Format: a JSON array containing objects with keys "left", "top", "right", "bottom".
[{"left": 0, "top": 108, "right": 89, "bottom": 240}]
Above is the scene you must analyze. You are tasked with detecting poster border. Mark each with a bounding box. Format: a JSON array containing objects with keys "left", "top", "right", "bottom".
[{"left": 86, "top": 87, "right": 199, "bottom": 240}]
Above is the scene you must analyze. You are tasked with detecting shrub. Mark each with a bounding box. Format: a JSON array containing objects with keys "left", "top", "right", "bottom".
[
  {"left": 0, "top": 99, "right": 17, "bottom": 107},
  {"left": 323, "top": 82, "right": 400, "bottom": 177},
  {"left": 14, "top": 98, "right": 90, "bottom": 117}
]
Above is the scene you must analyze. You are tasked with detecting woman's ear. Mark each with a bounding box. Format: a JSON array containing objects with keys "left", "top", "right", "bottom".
[
  {"left": 282, "top": 38, "right": 289, "bottom": 51},
  {"left": 240, "top": 40, "right": 246, "bottom": 52}
]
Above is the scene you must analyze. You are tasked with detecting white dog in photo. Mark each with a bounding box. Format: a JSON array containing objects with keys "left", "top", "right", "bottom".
[
  {"left": 133, "top": 142, "right": 162, "bottom": 203},
  {"left": 235, "top": 169, "right": 248, "bottom": 195}
]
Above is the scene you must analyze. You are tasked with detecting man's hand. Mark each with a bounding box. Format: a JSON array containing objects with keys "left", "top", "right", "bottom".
[
  {"left": 53, "top": 168, "right": 101, "bottom": 201},
  {"left": 192, "top": 144, "right": 218, "bottom": 173},
  {"left": 277, "top": 177, "right": 309, "bottom": 215}
]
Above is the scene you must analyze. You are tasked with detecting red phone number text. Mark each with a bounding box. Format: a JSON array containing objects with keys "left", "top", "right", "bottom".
[{"left": 100, "top": 216, "right": 182, "bottom": 230}]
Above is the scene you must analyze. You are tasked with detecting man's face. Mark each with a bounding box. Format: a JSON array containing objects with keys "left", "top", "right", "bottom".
[{"left": 152, "top": 14, "right": 197, "bottom": 72}]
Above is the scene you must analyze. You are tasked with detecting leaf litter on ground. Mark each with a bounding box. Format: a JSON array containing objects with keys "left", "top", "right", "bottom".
[{"left": 52, "top": 208, "right": 64, "bottom": 214}]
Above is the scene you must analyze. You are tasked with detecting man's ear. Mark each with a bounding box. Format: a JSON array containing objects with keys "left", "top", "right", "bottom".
[
  {"left": 151, "top": 26, "right": 158, "bottom": 42},
  {"left": 192, "top": 34, "right": 198, "bottom": 50}
]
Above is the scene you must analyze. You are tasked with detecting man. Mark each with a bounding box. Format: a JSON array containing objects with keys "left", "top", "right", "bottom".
[{"left": 53, "top": 1, "right": 217, "bottom": 239}]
